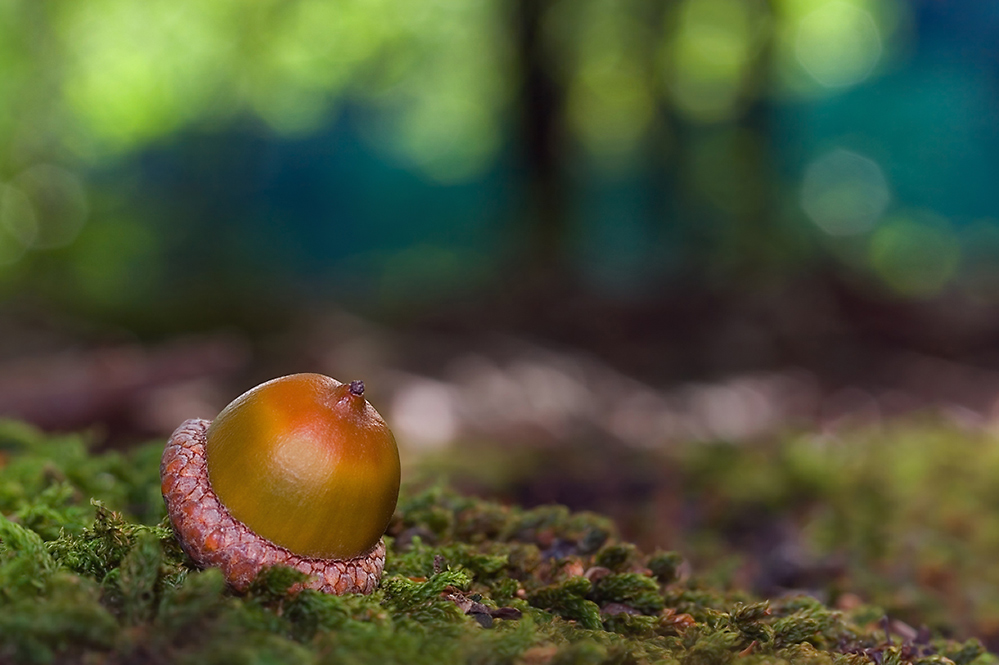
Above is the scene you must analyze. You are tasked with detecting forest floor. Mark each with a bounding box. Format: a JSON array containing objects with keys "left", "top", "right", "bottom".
[{"left": 1, "top": 416, "right": 998, "bottom": 664}]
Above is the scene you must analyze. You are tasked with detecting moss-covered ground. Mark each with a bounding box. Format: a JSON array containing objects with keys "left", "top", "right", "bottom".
[{"left": 0, "top": 418, "right": 996, "bottom": 664}]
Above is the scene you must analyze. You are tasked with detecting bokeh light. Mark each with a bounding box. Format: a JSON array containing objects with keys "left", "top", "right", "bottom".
[
  {"left": 566, "top": 51, "right": 655, "bottom": 163},
  {"left": 59, "top": 0, "right": 238, "bottom": 153},
  {"left": 801, "top": 148, "right": 890, "bottom": 236},
  {"left": 772, "top": 0, "right": 904, "bottom": 95},
  {"left": 869, "top": 211, "right": 960, "bottom": 298},
  {"left": 13, "top": 165, "right": 89, "bottom": 249},
  {"left": 0, "top": 184, "right": 36, "bottom": 265},
  {"left": 795, "top": 1, "right": 882, "bottom": 88},
  {"left": 662, "top": 0, "right": 767, "bottom": 123}
]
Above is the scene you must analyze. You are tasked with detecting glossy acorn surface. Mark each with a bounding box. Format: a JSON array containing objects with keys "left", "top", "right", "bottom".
[
  {"left": 205, "top": 373, "right": 401, "bottom": 560},
  {"left": 160, "top": 373, "right": 399, "bottom": 594}
]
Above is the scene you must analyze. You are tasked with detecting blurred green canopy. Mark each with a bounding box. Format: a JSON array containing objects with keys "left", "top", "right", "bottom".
[{"left": 5, "top": 0, "right": 998, "bottom": 325}]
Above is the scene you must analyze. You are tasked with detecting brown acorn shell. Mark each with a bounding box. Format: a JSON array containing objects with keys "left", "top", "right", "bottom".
[{"left": 160, "top": 418, "right": 385, "bottom": 594}]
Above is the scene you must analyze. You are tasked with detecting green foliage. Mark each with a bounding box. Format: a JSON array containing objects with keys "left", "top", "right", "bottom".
[{"left": 0, "top": 421, "right": 995, "bottom": 664}]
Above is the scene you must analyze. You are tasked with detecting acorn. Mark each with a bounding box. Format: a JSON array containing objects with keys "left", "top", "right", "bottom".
[{"left": 160, "top": 373, "right": 401, "bottom": 594}]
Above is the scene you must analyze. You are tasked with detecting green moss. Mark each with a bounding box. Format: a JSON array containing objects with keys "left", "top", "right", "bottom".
[
  {"left": 593, "top": 543, "right": 640, "bottom": 572},
  {"left": 0, "top": 571, "right": 117, "bottom": 663},
  {"left": 648, "top": 550, "right": 686, "bottom": 584},
  {"left": 528, "top": 577, "right": 603, "bottom": 630},
  {"left": 590, "top": 573, "right": 664, "bottom": 615},
  {"left": 0, "top": 419, "right": 996, "bottom": 663}
]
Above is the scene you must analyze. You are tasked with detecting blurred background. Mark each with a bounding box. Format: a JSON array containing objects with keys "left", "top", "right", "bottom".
[{"left": 4, "top": 0, "right": 999, "bottom": 638}]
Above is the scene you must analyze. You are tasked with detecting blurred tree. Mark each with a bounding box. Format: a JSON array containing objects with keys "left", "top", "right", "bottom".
[{"left": 515, "top": 0, "right": 566, "bottom": 276}]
